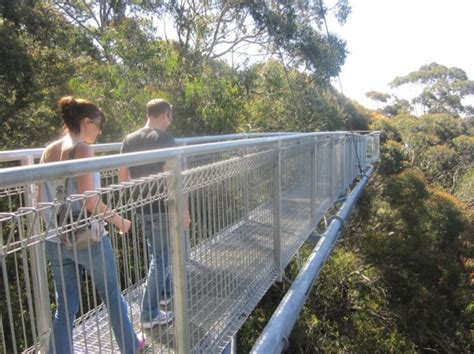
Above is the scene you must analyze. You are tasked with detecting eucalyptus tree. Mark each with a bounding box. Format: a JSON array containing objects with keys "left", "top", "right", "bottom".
[
  {"left": 390, "top": 62, "right": 474, "bottom": 117},
  {"left": 50, "top": 1, "right": 350, "bottom": 81},
  {"left": 0, "top": 0, "right": 100, "bottom": 148},
  {"left": 165, "top": 0, "right": 350, "bottom": 81},
  {"left": 50, "top": 0, "right": 164, "bottom": 62}
]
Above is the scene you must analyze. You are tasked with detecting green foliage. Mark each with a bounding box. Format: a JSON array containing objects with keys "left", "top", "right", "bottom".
[
  {"left": 239, "top": 66, "right": 472, "bottom": 353},
  {"left": 381, "top": 97, "right": 412, "bottom": 117},
  {"left": 454, "top": 167, "right": 474, "bottom": 208},
  {"left": 339, "top": 98, "right": 370, "bottom": 131},
  {"left": 4, "top": 3, "right": 471, "bottom": 353},
  {"left": 176, "top": 71, "right": 244, "bottom": 135},
  {"left": 365, "top": 90, "right": 391, "bottom": 103},
  {"left": 239, "top": 160, "right": 471, "bottom": 352},
  {"left": 392, "top": 113, "right": 468, "bottom": 167},
  {"left": 419, "top": 144, "right": 457, "bottom": 188},
  {"left": 362, "top": 178, "right": 470, "bottom": 352},
  {"left": 0, "top": 1, "right": 360, "bottom": 148},
  {"left": 289, "top": 248, "right": 416, "bottom": 353},
  {"left": 378, "top": 140, "right": 406, "bottom": 175},
  {"left": 0, "top": 2, "right": 99, "bottom": 148},
  {"left": 390, "top": 62, "right": 474, "bottom": 117},
  {"left": 368, "top": 113, "right": 401, "bottom": 143},
  {"left": 243, "top": 1, "right": 348, "bottom": 81},
  {"left": 452, "top": 134, "right": 474, "bottom": 175},
  {"left": 239, "top": 61, "right": 359, "bottom": 132}
]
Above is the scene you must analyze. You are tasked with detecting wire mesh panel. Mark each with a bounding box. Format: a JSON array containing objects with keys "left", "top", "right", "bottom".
[
  {"left": 314, "top": 138, "right": 334, "bottom": 218},
  {"left": 0, "top": 160, "right": 29, "bottom": 214},
  {"left": 183, "top": 149, "right": 277, "bottom": 352},
  {"left": 279, "top": 144, "right": 313, "bottom": 268},
  {"left": 0, "top": 132, "right": 380, "bottom": 353},
  {"left": 0, "top": 176, "right": 177, "bottom": 353}
]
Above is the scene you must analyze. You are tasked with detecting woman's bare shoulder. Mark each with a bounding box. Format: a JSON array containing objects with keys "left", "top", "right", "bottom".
[
  {"left": 41, "top": 139, "right": 64, "bottom": 163},
  {"left": 74, "top": 142, "right": 94, "bottom": 159}
]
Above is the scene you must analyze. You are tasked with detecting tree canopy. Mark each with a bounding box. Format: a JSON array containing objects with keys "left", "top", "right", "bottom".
[
  {"left": 0, "top": 0, "right": 366, "bottom": 150},
  {"left": 367, "top": 62, "right": 474, "bottom": 117}
]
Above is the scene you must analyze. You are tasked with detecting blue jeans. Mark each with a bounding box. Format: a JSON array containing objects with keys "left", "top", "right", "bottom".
[
  {"left": 45, "top": 236, "right": 139, "bottom": 354},
  {"left": 140, "top": 213, "right": 172, "bottom": 321}
]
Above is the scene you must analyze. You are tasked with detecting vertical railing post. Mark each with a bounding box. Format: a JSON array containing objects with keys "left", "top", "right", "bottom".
[
  {"left": 21, "top": 155, "right": 50, "bottom": 352},
  {"left": 329, "top": 137, "right": 336, "bottom": 201},
  {"left": 362, "top": 137, "right": 367, "bottom": 171},
  {"left": 243, "top": 146, "right": 250, "bottom": 221},
  {"left": 368, "top": 136, "right": 374, "bottom": 164},
  {"left": 310, "top": 137, "right": 317, "bottom": 222},
  {"left": 168, "top": 154, "right": 191, "bottom": 354},
  {"left": 375, "top": 134, "right": 381, "bottom": 162},
  {"left": 272, "top": 142, "right": 282, "bottom": 282}
]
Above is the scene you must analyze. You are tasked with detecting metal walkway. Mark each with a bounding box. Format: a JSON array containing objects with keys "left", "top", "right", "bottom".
[{"left": 0, "top": 132, "right": 380, "bottom": 353}]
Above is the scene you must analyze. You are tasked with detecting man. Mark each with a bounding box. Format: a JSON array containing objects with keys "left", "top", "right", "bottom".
[{"left": 119, "top": 98, "right": 189, "bottom": 329}]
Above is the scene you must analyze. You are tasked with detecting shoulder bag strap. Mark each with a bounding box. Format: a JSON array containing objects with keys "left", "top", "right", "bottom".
[{"left": 64, "top": 143, "right": 81, "bottom": 191}]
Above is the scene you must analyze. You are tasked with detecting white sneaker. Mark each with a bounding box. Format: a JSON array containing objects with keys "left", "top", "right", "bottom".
[
  {"left": 142, "top": 311, "right": 173, "bottom": 329},
  {"left": 160, "top": 297, "right": 172, "bottom": 306}
]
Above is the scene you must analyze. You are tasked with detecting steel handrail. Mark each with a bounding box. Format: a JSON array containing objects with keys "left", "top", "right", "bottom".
[
  {"left": 0, "top": 132, "right": 298, "bottom": 163},
  {"left": 0, "top": 132, "right": 366, "bottom": 188}
]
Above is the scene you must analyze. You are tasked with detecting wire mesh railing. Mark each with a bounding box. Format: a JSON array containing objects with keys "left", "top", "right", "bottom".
[{"left": 0, "top": 132, "right": 379, "bottom": 353}]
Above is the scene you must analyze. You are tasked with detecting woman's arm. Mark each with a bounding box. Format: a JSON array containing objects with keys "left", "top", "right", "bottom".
[{"left": 74, "top": 143, "right": 131, "bottom": 234}]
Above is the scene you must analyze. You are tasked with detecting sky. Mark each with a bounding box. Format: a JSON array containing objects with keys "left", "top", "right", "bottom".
[{"left": 327, "top": 0, "right": 474, "bottom": 109}]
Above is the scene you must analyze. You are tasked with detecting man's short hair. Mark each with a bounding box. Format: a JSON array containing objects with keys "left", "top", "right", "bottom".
[{"left": 146, "top": 99, "right": 172, "bottom": 118}]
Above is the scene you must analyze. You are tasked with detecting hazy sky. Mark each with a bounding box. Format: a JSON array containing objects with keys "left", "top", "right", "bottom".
[{"left": 327, "top": 0, "right": 474, "bottom": 108}]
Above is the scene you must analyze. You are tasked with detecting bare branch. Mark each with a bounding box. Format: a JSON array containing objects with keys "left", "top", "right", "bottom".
[{"left": 80, "top": 0, "right": 101, "bottom": 28}]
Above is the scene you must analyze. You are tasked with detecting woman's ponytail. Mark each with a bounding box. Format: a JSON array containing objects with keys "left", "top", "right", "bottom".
[{"left": 58, "top": 96, "right": 103, "bottom": 135}]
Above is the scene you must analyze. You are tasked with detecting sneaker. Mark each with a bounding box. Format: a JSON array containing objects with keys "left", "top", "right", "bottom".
[
  {"left": 159, "top": 297, "right": 172, "bottom": 306},
  {"left": 137, "top": 333, "right": 146, "bottom": 351},
  {"left": 142, "top": 310, "right": 173, "bottom": 329}
]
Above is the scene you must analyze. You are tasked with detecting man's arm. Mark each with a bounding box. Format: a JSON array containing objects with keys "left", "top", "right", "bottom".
[
  {"left": 118, "top": 138, "right": 130, "bottom": 183},
  {"left": 118, "top": 166, "right": 130, "bottom": 183}
]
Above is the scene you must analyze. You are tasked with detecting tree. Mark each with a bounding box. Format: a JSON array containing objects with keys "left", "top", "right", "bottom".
[
  {"left": 365, "top": 90, "right": 390, "bottom": 103},
  {"left": 0, "top": 1, "right": 99, "bottom": 148},
  {"left": 243, "top": 0, "right": 348, "bottom": 81},
  {"left": 350, "top": 163, "right": 472, "bottom": 352},
  {"left": 52, "top": 1, "right": 350, "bottom": 84},
  {"left": 239, "top": 60, "right": 351, "bottom": 132},
  {"left": 52, "top": 0, "right": 164, "bottom": 63},
  {"left": 390, "top": 62, "right": 474, "bottom": 117},
  {"left": 365, "top": 91, "right": 413, "bottom": 117}
]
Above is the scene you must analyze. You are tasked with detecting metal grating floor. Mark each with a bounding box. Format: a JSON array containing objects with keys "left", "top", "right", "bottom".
[{"left": 35, "top": 186, "right": 330, "bottom": 353}]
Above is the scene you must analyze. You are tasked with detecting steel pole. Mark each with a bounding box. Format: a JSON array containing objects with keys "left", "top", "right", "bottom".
[{"left": 168, "top": 156, "right": 191, "bottom": 354}]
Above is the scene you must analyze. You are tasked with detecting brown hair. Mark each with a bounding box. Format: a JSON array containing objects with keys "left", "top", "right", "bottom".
[
  {"left": 146, "top": 98, "right": 172, "bottom": 118},
  {"left": 59, "top": 96, "right": 105, "bottom": 134}
]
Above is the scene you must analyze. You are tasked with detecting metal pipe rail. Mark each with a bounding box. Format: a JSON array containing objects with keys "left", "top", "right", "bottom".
[
  {"left": 0, "top": 132, "right": 296, "bottom": 163},
  {"left": 0, "top": 131, "right": 380, "bottom": 353},
  {"left": 251, "top": 166, "right": 375, "bottom": 354},
  {"left": 0, "top": 132, "right": 371, "bottom": 188},
  {"left": 0, "top": 131, "right": 376, "bottom": 164}
]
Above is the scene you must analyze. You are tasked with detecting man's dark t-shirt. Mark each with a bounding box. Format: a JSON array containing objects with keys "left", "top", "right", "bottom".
[{"left": 121, "top": 128, "right": 175, "bottom": 214}]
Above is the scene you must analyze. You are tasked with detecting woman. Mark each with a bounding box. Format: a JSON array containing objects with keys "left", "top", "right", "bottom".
[{"left": 40, "top": 96, "right": 144, "bottom": 353}]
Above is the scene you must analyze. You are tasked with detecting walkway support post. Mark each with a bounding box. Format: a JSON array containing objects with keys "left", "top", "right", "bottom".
[
  {"left": 272, "top": 142, "right": 282, "bottom": 282},
  {"left": 168, "top": 154, "right": 191, "bottom": 354},
  {"left": 22, "top": 155, "right": 50, "bottom": 352},
  {"left": 251, "top": 166, "right": 374, "bottom": 354}
]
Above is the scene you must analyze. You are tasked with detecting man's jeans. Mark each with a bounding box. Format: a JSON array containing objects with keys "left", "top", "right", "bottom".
[
  {"left": 45, "top": 236, "right": 138, "bottom": 354},
  {"left": 141, "top": 213, "right": 172, "bottom": 322}
]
